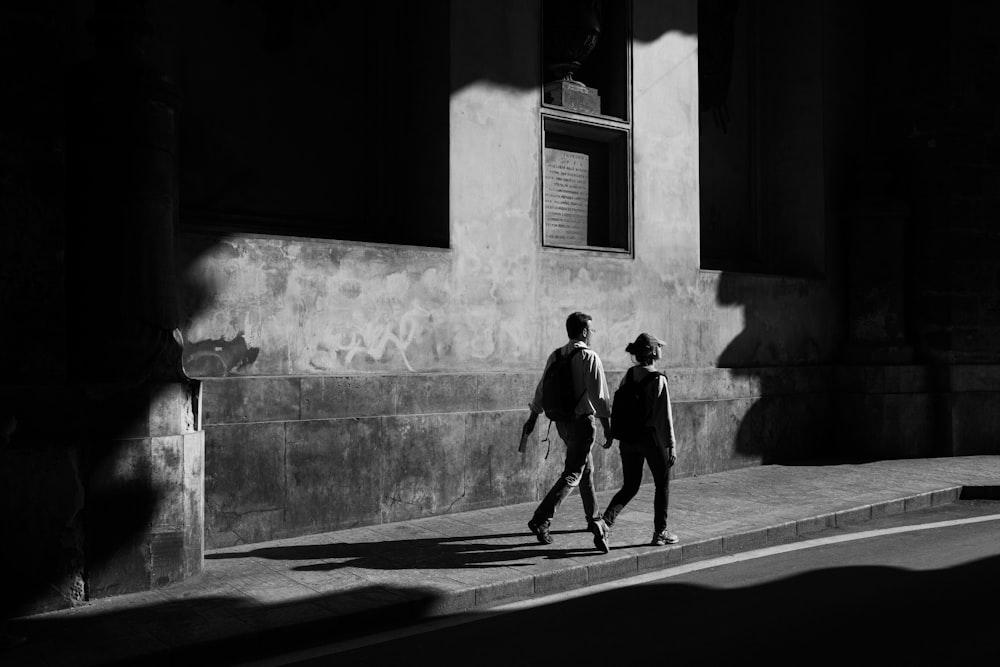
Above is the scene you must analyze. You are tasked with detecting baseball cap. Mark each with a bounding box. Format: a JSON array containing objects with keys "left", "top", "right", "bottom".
[{"left": 625, "top": 332, "right": 665, "bottom": 355}]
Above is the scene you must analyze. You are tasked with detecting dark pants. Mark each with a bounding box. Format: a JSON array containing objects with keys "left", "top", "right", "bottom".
[
  {"left": 532, "top": 415, "right": 599, "bottom": 526},
  {"left": 603, "top": 439, "right": 671, "bottom": 533}
]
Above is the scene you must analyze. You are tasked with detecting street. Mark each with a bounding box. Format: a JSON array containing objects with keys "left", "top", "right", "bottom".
[{"left": 260, "top": 500, "right": 1000, "bottom": 666}]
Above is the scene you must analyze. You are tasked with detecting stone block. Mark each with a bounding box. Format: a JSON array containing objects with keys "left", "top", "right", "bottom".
[
  {"left": 381, "top": 413, "right": 469, "bottom": 522},
  {"left": 682, "top": 537, "right": 723, "bottom": 561},
  {"left": 423, "top": 588, "right": 477, "bottom": 617},
  {"left": 834, "top": 366, "right": 867, "bottom": 394},
  {"left": 393, "top": 374, "right": 479, "bottom": 416},
  {"left": 182, "top": 431, "right": 205, "bottom": 576},
  {"left": 951, "top": 392, "right": 1000, "bottom": 455},
  {"left": 204, "top": 422, "right": 286, "bottom": 545},
  {"left": 149, "top": 382, "right": 198, "bottom": 437},
  {"left": 586, "top": 555, "right": 637, "bottom": 585},
  {"left": 206, "top": 508, "right": 286, "bottom": 549},
  {"left": 301, "top": 375, "right": 395, "bottom": 420},
  {"left": 201, "top": 377, "right": 300, "bottom": 425},
  {"left": 903, "top": 493, "right": 932, "bottom": 512},
  {"left": 285, "top": 418, "right": 382, "bottom": 531},
  {"left": 474, "top": 372, "right": 538, "bottom": 412},
  {"left": 150, "top": 434, "right": 185, "bottom": 530},
  {"left": 723, "top": 528, "right": 768, "bottom": 553},
  {"left": 533, "top": 564, "right": 588, "bottom": 596},
  {"left": 466, "top": 410, "right": 542, "bottom": 507},
  {"left": 474, "top": 576, "right": 533, "bottom": 607},
  {"left": 899, "top": 366, "right": 930, "bottom": 393},
  {"left": 766, "top": 522, "right": 798, "bottom": 545},
  {"left": 796, "top": 513, "right": 836, "bottom": 535},
  {"left": 636, "top": 544, "right": 683, "bottom": 572},
  {"left": 835, "top": 506, "right": 872, "bottom": 527},
  {"left": 672, "top": 398, "right": 758, "bottom": 476},
  {"left": 930, "top": 487, "right": 961, "bottom": 506},
  {"left": 871, "top": 499, "right": 905, "bottom": 518}
]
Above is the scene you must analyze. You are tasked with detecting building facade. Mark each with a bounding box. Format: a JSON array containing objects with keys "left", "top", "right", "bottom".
[{"left": 2, "top": 0, "right": 999, "bottom": 614}]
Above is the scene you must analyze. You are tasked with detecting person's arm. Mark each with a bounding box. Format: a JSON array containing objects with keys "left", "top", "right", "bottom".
[
  {"left": 582, "top": 351, "right": 613, "bottom": 418},
  {"left": 581, "top": 350, "right": 613, "bottom": 442},
  {"left": 649, "top": 374, "right": 677, "bottom": 463}
]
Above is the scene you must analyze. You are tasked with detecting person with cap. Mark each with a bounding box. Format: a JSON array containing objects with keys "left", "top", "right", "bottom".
[
  {"left": 521, "top": 311, "right": 614, "bottom": 553},
  {"left": 597, "top": 332, "right": 680, "bottom": 546}
]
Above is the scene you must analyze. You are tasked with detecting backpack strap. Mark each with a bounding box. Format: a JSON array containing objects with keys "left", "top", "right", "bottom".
[{"left": 637, "top": 370, "right": 664, "bottom": 387}]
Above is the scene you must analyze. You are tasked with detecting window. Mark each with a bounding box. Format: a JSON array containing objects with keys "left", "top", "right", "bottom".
[{"left": 540, "top": 0, "right": 632, "bottom": 253}]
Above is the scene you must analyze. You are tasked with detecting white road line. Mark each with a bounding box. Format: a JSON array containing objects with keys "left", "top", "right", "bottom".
[{"left": 245, "top": 513, "right": 1000, "bottom": 666}]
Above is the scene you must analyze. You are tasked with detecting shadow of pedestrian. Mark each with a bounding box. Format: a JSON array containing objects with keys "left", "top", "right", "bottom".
[{"left": 206, "top": 529, "right": 603, "bottom": 572}]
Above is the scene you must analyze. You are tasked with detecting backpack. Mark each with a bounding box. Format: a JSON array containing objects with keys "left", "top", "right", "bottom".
[
  {"left": 541, "top": 346, "right": 586, "bottom": 421},
  {"left": 611, "top": 368, "right": 664, "bottom": 441}
]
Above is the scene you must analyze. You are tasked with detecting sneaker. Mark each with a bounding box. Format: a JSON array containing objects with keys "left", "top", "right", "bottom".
[
  {"left": 528, "top": 519, "right": 553, "bottom": 545},
  {"left": 591, "top": 518, "right": 610, "bottom": 554},
  {"left": 650, "top": 530, "right": 679, "bottom": 546}
]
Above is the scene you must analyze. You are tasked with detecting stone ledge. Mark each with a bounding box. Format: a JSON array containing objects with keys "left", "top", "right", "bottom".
[{"left": 198, "top": 366, "right": 839, "bottom": 425}]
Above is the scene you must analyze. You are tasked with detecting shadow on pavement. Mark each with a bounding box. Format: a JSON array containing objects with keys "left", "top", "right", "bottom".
[
  {"left": 206, "top": 529, "right": 603, "bottom": 571},
  {"left": 6, "top": 584, "right": 447, "bottom": 667},
  {"left": 7, "top": 552, "right": 998, "bottom": 666},
  {"left": 337, "top": 553, "right": 1000, "bottom": 665}
]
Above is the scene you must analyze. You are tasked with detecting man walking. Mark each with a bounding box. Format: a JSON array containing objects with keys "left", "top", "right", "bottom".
[{"left": 522, "top": 312, "right": 613, "bottom": 553}]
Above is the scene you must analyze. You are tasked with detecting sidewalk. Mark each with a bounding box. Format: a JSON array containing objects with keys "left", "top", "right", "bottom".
[{"left": 6, "top": 455, "right": 1000, "bottom": 666}]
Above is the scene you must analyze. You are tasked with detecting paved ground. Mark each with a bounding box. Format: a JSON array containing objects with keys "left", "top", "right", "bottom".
[{"left": 5, "top": 455, "right": 1000, "bottom": 666}]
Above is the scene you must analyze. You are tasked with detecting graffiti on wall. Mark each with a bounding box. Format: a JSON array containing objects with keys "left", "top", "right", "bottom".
[{"left": 328, "top": 303, "right": 431, "bottom": 372}]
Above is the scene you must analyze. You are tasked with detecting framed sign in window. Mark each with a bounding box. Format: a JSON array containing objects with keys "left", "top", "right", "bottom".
[{"left": 541, "top": 116, "right": 630, "bottom": 253}]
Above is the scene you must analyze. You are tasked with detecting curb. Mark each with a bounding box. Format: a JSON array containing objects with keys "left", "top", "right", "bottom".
[{"left": 463, "top": 484, "right": 969, "bottom": 613}]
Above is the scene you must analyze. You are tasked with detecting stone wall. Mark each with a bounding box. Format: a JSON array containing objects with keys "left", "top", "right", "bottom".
[{"left": 200, "top": 366, "right": 835, "bottom": 548}]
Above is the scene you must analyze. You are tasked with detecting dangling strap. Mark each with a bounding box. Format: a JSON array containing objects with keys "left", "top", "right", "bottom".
[{"left": 540, "top": 420, "right": 554, "bottom": 459}]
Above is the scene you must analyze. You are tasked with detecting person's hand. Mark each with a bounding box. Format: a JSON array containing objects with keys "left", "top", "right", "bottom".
[
  {"left": 666, "top": 446, "right": 677, "bottom": 467},
  {"left": 599, "top": 418, "right": 613, "bottom": 448}
]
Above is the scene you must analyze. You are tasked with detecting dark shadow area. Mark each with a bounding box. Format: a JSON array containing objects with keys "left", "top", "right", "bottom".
[
  {"left": 715, "top": 274, "right": 833, "bottom": 465},
  {"left": 336, "top": 556, "right": 1000, "bottom": 664},
  {"left": 960, "top": 486, "right": 1000, "bottom": 501},
  {"left": 5, "top": 552, "right": 998, "bottom": 665},
  {"left": 207, "top": 528, "right": 607, "bottom": 572},
  {"left": 703, "top": 0, "right": 842, "bottom": 466},
  {"left": 6, "top": 585, "right": 450, "bottom": 667},
  {"left": 709, "top": 0, "right": 1000, "bottom": 466}
]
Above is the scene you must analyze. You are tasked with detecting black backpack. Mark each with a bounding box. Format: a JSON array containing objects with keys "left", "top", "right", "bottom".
[
  {"left": 541, "top": 346, "right": 586, "bottom": 421},
  {"left": 611, "top": 368, "right": 663, "bottom": 441}
]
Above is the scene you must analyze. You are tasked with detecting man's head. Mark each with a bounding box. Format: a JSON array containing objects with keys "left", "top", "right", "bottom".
[{"left": 566, "top": 312, "right": 594, "bottom": 343}]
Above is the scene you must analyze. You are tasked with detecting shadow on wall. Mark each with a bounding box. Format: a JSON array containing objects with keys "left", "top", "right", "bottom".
[
  {"left": 0, "top": 0, "right": 700, "bottom": 619},
  {"left": 715, "top": 272, "right": 837, "bottom": 465}
]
